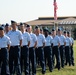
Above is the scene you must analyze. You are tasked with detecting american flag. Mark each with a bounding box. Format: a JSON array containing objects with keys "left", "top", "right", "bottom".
[{"left": 53, "top": 0, "right": 58, "bottom": 20}]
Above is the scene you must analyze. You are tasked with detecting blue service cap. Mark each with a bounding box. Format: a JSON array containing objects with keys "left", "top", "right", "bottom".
[
  {"left": 58, "top": 28, "right": 62, "bottom": 31},
  {"left": 1, "top": 24, "right": 5, "bottom": 27},
  {"left": 63, "top": 31, "right": 67, "bottom": 33},
  {"left": 11, "top": 20, "right": 17, "bottom": 24},
  {"left": 43, "top": 28, "right": 49, "bottom": 32},
  {"left": 5, "top": 23, "right": 9, "bottom": 27},
  {"left": 49, "top": 31, "right": 51, "bottom": 35},
  {"left": 20, "top": 22, "right": 24, "bottom": 26},
  {"left": 67, "top": 31, "right": 70, "bottom": 34},
  {"left": 52, "top": 28, "right": 55, "bottom": 31},
  {"left": 0, "top": 26, "right": 4, "bottom": 30},
  {"left": 26, "top": 24, "right": 31, "bottom": 27},
  {"left": 35, "top": 25, "right": 39, "bottom": 29}
]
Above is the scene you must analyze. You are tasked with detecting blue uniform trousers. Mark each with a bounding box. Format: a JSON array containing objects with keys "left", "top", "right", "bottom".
[
  {"left": 70, "top": 46, "right": 74, "bottom": 65},
  {"left": 59, "top": 45, "right": 65, "bottom": 68},
  {"left": 9, "top": 46, "right": 21, "bottom": 75},
  {"left": 65, "top": 46, "right": 71, "bottom": 66},
  {"left": 36, "top": 47, "right": 46, "bottom": 74},
  {"left": 52, "top": 46, "right": 60, "bottom": 70},
  {"left": 0, "top": 48, "right": 10, "bottom": 75},
  {"left": 20, "top": 45, "right": 29, "bottom": 75},
  {"left": 44, "top": 46, "right": 53, "bottom": 72},
  {"left": 29, "top": 47, "right": 36, "bottom": 75}
]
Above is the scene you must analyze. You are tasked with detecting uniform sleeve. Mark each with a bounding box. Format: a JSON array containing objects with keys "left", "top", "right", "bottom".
[
  {"left": 19, "top": 31, "right": 23, "bottom": 40},
  {"left": 27, "top": 33, "right": 31, "bottom": 42},
  {"left": 72, "top": 38, "right": 74, "bottom": 44},
  {"left": 50, "top": 36, "right": 53, "bottom": 44},
  {"left": 42, "top": 35, "right": 46, "bottom": 43},
  {"left": 57, "top": 36, "right": 60, "bottom": 43},
  {"left": 69, "top": 38, "right": 72, "bottom": 45},
  {"left": 7, "top": 37, "right": 11, "bottom": 45},
  {"left": 63, "top": 36, "right": 66, "bottom": 43},
  {"left": 7, "top": 31, "right": 11, "bottom": 38},
  {"left": 33, "top": 34, "right": 37, "bottom": 42}
]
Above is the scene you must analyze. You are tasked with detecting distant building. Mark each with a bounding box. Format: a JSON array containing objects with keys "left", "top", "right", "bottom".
[{"left": 25, "top": 16, "right": 76, "bottom": 31}]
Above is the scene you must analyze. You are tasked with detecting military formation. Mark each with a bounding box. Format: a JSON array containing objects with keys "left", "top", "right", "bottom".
[{"left": 0, "top": 20, "right": 75, "bottom": 75}]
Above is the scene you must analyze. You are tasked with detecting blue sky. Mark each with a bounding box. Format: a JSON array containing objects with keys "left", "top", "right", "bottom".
[{"left": 0, "top": 0, "right": 76, "bottom": 24}]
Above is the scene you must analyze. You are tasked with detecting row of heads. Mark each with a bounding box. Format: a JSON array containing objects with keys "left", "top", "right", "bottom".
[
  {"left": 0, "top": 20, "right": 17, "bottom": 27},
  {"left": 0, "top": 20, "right": 71, "bottom": 34},
  {"left": 34, "top": 26, "right": 71, "bottom": 35}
]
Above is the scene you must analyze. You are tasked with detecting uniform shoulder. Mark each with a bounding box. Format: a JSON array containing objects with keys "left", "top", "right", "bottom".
[
  {"left": 31, "top": 33, "right": 36, "bottom": 37},
  {"left": 39, "top": 34, "right": 45, "bottom": 38},
  {"left": 16, "top": 30, "right": 22, "bottom": 34},
  {"left": 61, "top": 35, "right": 65, "bottom": 37},
  {"left": 16, "top": 30, "right": 21, "bottom": 32},
  {"left": 8, "top": 30, "right": 12, "bottom": 33},
  {"left": 4, "top": 35, "right": 10, "bottom": 39},
  {"left": 39, "top": 34, "right": 44, "bottom": 36},
  {"left": 30, "top": 33, "right": 36, "bottom": 37},
  {"left": 56, "top": 35, "right": 59, "bottom": 38},
  {"left": 25, "top": 32, "right": 30, "bottom": 35},
  {"left": 48, "top": 35, "right": 53, "bottom": 38}
]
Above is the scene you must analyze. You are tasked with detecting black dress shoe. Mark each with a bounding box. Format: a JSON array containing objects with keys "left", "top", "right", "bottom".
[
  {"left": 62, "top": 65, "right": 64, "bottom": 68},
  {"left": 42, "top": 71, "right": 45, "bottom": 74},
  {"left": 50, "top": 70, "right": 53, "bottom": 72},
  {"left": 72, "top": 63, "right": 75, "bottom": 66},
  {"left": 65, "top": 63, "right": 67, "bottom": 65},
  {"left": 58, "top": 67, "right": 60, "bottom": 71}
]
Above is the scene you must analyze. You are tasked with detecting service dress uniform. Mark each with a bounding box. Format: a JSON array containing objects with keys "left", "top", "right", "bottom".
[
  {"left": 5, "top": 23, "right": 10, "bottom": 36},
  {"left": 44, "top": 34, "right": 53, "bottom": 72},
  {"left": 29, "top": 32, "right": 37, "bottom": 75},
  {"left": 36, "top": 33, "right": 46, "bottom": 74},
  {"left": 52, "top": 35, "right": 60, "bottom": 70},
  {"left": 0, "top": 33, "right": 11, "bottom": 75},
  {"left": 8, "top": 29, "right": 22, "bottom": 75},
  {"left": 20, "top": 31, "right": 30, "bottom": 75},
  {"left": 65, "top": 36, "right": 72, "bottom": 66},
  {"left": 58, "top": 34, "right": 66, "bottom": 68},
  {"left": 69, "top": 37, "right": 75, "bottom": 66}
]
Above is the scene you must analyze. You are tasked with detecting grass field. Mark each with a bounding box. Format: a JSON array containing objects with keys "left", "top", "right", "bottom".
[
  {"left": 36, "top": 41, "right": 76, "bottom": 75},
  {"left": 22, "top": 41, "right": 76, "bottom": 75}
]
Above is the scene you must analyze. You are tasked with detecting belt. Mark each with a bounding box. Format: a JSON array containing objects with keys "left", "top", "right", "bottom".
[
  {"left": 53, "top": 46, "right": 58, "bottom": 47},
  {"left": 37, "top": 46, "right": 43, "bottom": 48},
  {"left": 45, "top": 46, "right": 51, "bottom": 48},
  {"left": 21, "top": 45, "right": 28, "bottom": 47},
  {"left": 11, "top": 45, "right": 19, "bottom": 48},
  {"left": 65, "top": 46, "right": 69, "bottom": 47},
  {"left": 60, "top": 45, "right": 64, "bottom": 47},
  {"left": 45, "top": 46, "right": 51, "bottom": 47},
  {"left": 29, "top": 47, "right": 34, "bottom": 49}
]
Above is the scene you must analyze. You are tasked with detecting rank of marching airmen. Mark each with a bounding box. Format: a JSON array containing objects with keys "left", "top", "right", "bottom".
[{"left": 0, "top": 20, "right": 75, "bottom": 75}]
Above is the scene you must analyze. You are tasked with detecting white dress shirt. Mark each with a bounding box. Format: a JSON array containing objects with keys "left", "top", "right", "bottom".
[
  {"left": 8, "top": 30, "right": 23, "bottom": 46},
  {"left": 0, "top": 35, "right": 11, "bottom": 48},
  {"left": 52, "top": 35, "right": 60, "bottom": 46},
  {"left": 69, "top": 37, "right": 74, "bottom": 44},
  {"left": 45, "top": 35, "right": 53, "bottom": 46},
  {"left": 58, "top": 35, "right": 66, "bottom": 45},
  {"left": 29, "top": 33, "right": 37, "bottom": 47},
  {"left": 65, "top": 37, "right": 72, "bottom": 46},
  {"left": 36, "top": 34, "right": 46, "bottom": 47},
  {"left": 22, "top": 32, "right": 31, "bottom": 46}
]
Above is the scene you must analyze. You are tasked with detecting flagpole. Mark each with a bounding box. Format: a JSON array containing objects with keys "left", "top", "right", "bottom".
[{"left": 53, "top": 0, "right": 58, "bottom": 29}]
